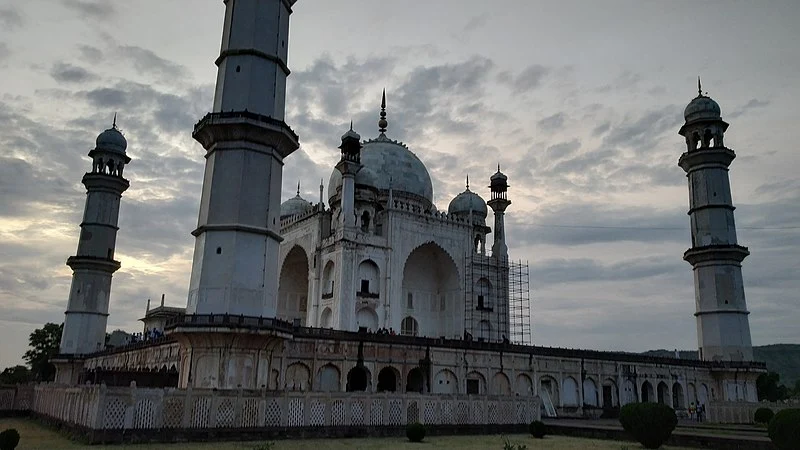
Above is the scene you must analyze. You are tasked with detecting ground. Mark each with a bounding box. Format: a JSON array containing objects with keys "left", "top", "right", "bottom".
[{"left": 0, "top": 418, "right": 699, "bottom": 450}]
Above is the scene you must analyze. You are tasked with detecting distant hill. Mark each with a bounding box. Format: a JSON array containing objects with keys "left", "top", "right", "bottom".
[{"left": 642, "top": 344, "right": 800, "bottom": 386}]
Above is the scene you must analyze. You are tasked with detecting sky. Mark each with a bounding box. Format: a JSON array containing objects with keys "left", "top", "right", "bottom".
[{"left": 0, "top": 0, "right": 799, "bottom": 369}]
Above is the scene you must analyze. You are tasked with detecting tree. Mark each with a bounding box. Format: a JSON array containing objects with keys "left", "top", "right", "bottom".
[
  {"left": 0, "top": 366, "right": 31, "bottom": 385},
  {"left": 22, "top": 323, "right": 63, "bottom": 382},
  {"left": 757, "top": 372, "right": 792, "bottom": 402}
]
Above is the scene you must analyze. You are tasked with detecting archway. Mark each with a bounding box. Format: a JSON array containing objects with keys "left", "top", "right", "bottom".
[
  {"left": 539, "top": 375, "right": 560, "bottom": 406},
  {"left": 317, "top": 364, "right": 340, "bottom": 392},
  {"left": 401, "top": 316, "right": 418, "bottom": 336},
  {"left": 516, "top": 374, "right": 533, "bottom": 396},
  {"left": 466, "top": 371, "right": 486, "bottom": 395},
  {"left": 492, "top": 372, "right": 511, "bottom": 395},
  {"left": 322, "top": 261, "right": 335, "bottom": 298},
  {"left": 583, "top": 378, "right": 599, "bottom": 407},
  {"left": 657, "top": 381, "right": 669, "bottom": 405},
  {"left": 562, "top": 377, "right": 579, "bottom": 406},
  {"left": 278, "top": 246, "right": 309, "bottom": 325},
  {"left": 479, "top": 320, "right": 492, "bottom": 342},
  {"left": 672, "top": 382, "right": 685, "bottom": 409},
  {"left": 406, "top": 368, "right": 424, "bottom": 393},
  {"left": 377, "top": 367, "right": 399, "bottom": 392},
  {"left": 285, "top": 362, "right": 311, "bottom": 391},
  {"left": 356, "top": 307, "right": 378, "bottom": 332},
  {"left": 320, "top": 307, "right": 332, "bottom": 328},
  {"left": 475, "top": 278, "right": 493, "bottom": 312},
  {"left": 357, "top": 260, "right": 380, "bottom": 296},
  {"left": 433, "top": 369, "right": 458, "bottom": 394},
  {"left": 698, "top": 383, "right": 709, "bottom": 406},
  {"left": 402, "top": 242, "right": 461, "bottom": 338},
  {"left": 641, "top": 381, "right": 654, "bottom": 403},
  {"left": 346, "top": 366, "right": 370, "bottom": 392},
  {"left": 602, "top": 378, "right": 618, "bottom": 408},
  {"left": 622, "top": 379, "right": 637, "bottom": 405},
  {"left": 688, "top": 382, "right": 697, "bottom": 405}
]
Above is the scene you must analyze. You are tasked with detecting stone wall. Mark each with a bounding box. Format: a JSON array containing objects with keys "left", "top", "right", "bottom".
[
  {"left": 0, "top": 385, "right": 33, "bottom": 413},
  {"left": 27, "top": 384, "right": 540, "bottom": 442},
  {"left": 708, "top": 400, "right": 800, "bottom": 424}
]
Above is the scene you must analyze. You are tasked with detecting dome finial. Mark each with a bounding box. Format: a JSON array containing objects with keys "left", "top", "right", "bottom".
[
  {"left": 378, "top": 89, "right": 388, "bottom": 134},
  {"left": 497, "top": 163, "right": 501, "bottom": 172},
  {"left": 466, "top": 174, "right": 470, "bottom": 190},
  {"left": 698, "top": 76, "right": 702, "bottom": 97},
  {"left": 112, "top": 112, "right": 117, "bottom": 129},
  {"left": 296, "top": 181, "right": 301, "bottom": 196},
  {"left": 350, "top": 120, "right": 353, "bottom": 131}
]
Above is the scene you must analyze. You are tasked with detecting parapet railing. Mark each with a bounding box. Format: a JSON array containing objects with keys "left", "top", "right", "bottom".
[
  {"left": 153, "top": 314, "right": 767, "bottom": 371},
  {"left": 193, "top": 110, "right": 299, "bottom": 141}
]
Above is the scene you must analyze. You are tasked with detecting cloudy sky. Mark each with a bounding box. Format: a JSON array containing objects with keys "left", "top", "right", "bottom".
[{"left": 1, "top": 0, "right": 798, "bottom": 369}]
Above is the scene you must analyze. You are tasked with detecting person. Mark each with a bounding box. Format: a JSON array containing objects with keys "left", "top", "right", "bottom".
[
  {"left": 698, "top": 403, "right": 704, "bottom": 422},
  {"left": 689, "top": 402, "right": 696, "bottom": 421}
]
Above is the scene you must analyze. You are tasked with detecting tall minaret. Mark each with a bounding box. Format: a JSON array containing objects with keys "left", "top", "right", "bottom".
[
  {"left": 60, "top": 119, "right": 131, "bottom": 355},
  {"left": 336, "top": 121, "right": 362, "bottom": 228},
  {"left": 678, "top": 79, "right": 753, "bottom": 362},
  {"left": 188, "top": 0, "right": 300, "bottom": 317},
  {"left": 487, "top": 166, "right": 511, "bottom": 257}
]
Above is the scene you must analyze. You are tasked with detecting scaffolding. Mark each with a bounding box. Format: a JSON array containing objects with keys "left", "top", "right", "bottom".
[{"left": 464, "top": 253, "right": 531, "bottom": 345}]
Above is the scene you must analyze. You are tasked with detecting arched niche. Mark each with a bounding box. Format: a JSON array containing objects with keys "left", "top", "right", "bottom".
[
  {"left": 356, "top": 307, "right": 378, "bottom": 332},
  {"left": 401, "top": 316, "right": 418, "bottom": 337},
  {"left": 377, "top": 366, "right": 400, "bottom": 392},
  {"left": 602, "top": 378, "right": 618, "bottom": 408},
  {"left": 406, "top": 367, "right": 424, "bottom": 393},
  {"left": 278, "top": 246, "right": 309, "bottom": 325},
  {"left": 433, "top": 369, "right": 458, "bottom": 394},
  {"left": 401, "top": 242, "right": 461, "bottom": 338},
  {"left": 515, "top": 373, "right": 533, "bottom": 396},
  {"left": 641, "top": 380, "right": 654, "bottom": 403},
  {"left": 562, "top": 376, "right": 580, "bottom": 406},
  {"left": 317, "top": 364, "right": 340, "bottom": 392},
  {"left": 539, "top": 375, "right": 560, "bottom": 406},
  {"left": 321, "top": 260, "right": 335, "bottom": 298},
  {"left": 492, "top": 372, "right": 511, "bottom": 395},
  {"left": 475, "top": 277, "right": 493, "bottom": 311},
  {"left": 319, "top": 307, "right": 333, "bottom": 328},
  {"left": 657, "top": 381, "right": 669, "bottom": 405},
  {"left": 346, "top": 366, "right": 370, "bottom": 392},
  {"left": 672, "top": 382, "right": 685, "bottom": 409},
  {"left": 357, "top": 259, "right": 380, "bottom": 297},
  {"left": 466, "top": 371, "right": 486, "bottom": 395},
  {"left": 583, "top": 378, "right": 599, "bottom": 407},
  {"left": 285, "top": 362, "right": 311, "bottom": 391}
]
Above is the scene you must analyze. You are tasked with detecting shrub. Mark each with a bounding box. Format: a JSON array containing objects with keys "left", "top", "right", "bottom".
[
  {"left": 619, "top": 403, "right": 678, "bottom": 449},
  {"left": 406, "top": 422, "right": 426, "bottom": 442},
  {"left": 0, "top": 429, "right": 20, "bottom": 450},
  {"left": 528, "top": 420, "right": 547, "bottom": 438},
  {"left": 502, "top": 436, "right": 528, "bottom": 450},
  {"left": 754, "top": 407, "right": 775, "bottom": 425},
  {"left": 768, "top": 408, "right": 800, "bottom": 450}
]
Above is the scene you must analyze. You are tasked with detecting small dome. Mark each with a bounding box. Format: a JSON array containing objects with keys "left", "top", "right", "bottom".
[
  {"left": 280, "top": 193, "right": 313, "bottom": 219},
  {"left": 684, "top": 95, "right": 721, "bottom": 122},
  {"left": 95, "top": 127, "right": 127, "bottom": 154},
  {"left": 448, "top": 189, "right": 488, "bottom": 218}
]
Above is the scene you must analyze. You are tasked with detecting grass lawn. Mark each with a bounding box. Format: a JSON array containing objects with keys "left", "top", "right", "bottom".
[{"left": 0, "top": 418, "right": 695, "bottom": 450}]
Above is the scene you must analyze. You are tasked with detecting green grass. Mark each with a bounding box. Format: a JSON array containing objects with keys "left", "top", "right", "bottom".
[{"left": 0, "top": 418, "right": 699, "bottom": 450}]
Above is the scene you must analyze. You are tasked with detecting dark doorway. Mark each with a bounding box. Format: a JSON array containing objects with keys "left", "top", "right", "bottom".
[
  {"left": 406, "top": 368, "right": 424, "bottom": 393},
  {"left": 467, "top": 379, "right": 480, "bottom": 395},
  {"left": 346, "top": 366, "right": 369, "bottom": 392},
  {"left": 602, "top": 385, "right": 613, "bottom": 408},
  {"left": 377, "top": 367, "right": 398, "bottom": 392}
]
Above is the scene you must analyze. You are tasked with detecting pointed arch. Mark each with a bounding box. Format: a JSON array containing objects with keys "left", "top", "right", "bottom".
[
  {"left": 317, "top": 364, "right": 340, "bottom": 392},
  {"left": 402, "top": 241, "right": 462, "bottom": 338},
  {"left": 433, "top": 369, "right": 458, "bottom": 394},
  {"left": 562, "top": 376, "right": 579, "bottom": 406},
  {"left": 491, "top": 372, "right": 511, "bottom": 395},
  {"left": 285, "top": 362, "right": 311, "bottom": 391},
  {"left": 516, "top": 373, "right": 533, "bottom": 396},
  {"left": 657, "top": 381, "right": 669, "bottom": 405},
  {"left": 641, "top": 380, "right": 654, "bottom": 403},
  {"left": 278, "top": 245, "right": 310, "bottom": 325},
  {"left": 583, "top": 377, "right": 599, "bottom": 407}
]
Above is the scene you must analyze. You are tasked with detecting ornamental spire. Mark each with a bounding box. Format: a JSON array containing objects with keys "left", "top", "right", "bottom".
[
  {"left": 466, "top": 174, "right": 470, "bottom": 190},
  {"left": 378, "top": 89, "right": 388, "bottom": 134},
  {"left": 112, "top": 112, "right": 117, "bottom": 129},
  {"left": 296, "top": 181, "right": 300, "bottom": 196}
]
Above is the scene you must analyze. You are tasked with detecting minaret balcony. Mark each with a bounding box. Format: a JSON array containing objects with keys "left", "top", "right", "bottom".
[
  {"left": 66, "top": 255, "right": 122, "bottom": 273},
  {"left": 81, "top": 173, "right": 130, "bottom": 193},
  {"left": 683, "top": 244, "right": 749, "bottom": 266},
  {"left": 193, "top": 111, "right": 299, "bottom": 157},
  {"left": 678, "top": 147, "right": 736, "bottom": 173}
]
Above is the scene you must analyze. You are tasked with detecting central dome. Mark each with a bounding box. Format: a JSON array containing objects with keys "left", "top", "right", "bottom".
[{"left": 328, "top": 134, "right": 434, "bottom": 205}]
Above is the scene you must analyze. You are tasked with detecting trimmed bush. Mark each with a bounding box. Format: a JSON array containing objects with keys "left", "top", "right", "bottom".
[
  {"left": 754, "top": 407, "right": 775, "bottom": 425},
  {"left": 619, "top": 403, "right": 678, "bottom": 449},
  {"left": 0, "top": 429, "right": 20, "bottom": 450},
  {"left": 406, "top": 422, "right": 426, "bottom": 442},
  {"left": 528, "top": 420, "right": 547, "bottom": 438},
  {"left": 768, "top": 408, "right": 800, "bottom": 450}
]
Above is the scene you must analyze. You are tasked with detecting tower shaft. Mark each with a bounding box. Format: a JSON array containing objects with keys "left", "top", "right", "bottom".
[
  {"left": 187, "top": 0, "right": 299, "bottom": 317},
  {"left": 679, "top": 92, "right": 753, "bottom": 362}
]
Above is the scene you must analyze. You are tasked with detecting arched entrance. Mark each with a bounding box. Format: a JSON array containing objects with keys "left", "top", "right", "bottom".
[
  {"left": 346, "top": 366, "right": 370, "bottom": 392},
  {"left": 317, "top": 364, "right": 340, "bottom": 391},
  {"left": 356, "top": 307, "right": 378, "bottom": 332},
  {"left": 278, "top": 246, "right": 309, "bottom": 325},
  {"left": 583, "top": 378, "right": 599, "bottom": 407},
  {"left": 657, "top": 381, "right": 669, "bottom": 405},
  {"left": 377, "top": 367, "right": 399, "bottom": 392},
  {"left": 672, "top": 382, "right": 685, "bottom": 409},
  {"left": 320, "top": 307, "right": 332, "bottom": 328},
  {"left": 641, "top": 381, "right": 654, "bottom": 403},
  {"left": 402, "top": 243, "right": 461, "bottom": 338},
  {"left": 406, "top": 368, "right": 424, "bottom": 393}
]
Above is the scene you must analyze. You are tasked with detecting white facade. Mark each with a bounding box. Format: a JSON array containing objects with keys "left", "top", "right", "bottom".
[{"left": 277, "top": 116, "right": 512, "bottom": 341}]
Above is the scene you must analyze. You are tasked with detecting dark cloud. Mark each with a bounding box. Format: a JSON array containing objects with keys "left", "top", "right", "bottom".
[
  {"left": 116, "top": 45, "right": 192, "bottom": 82},
  {"left": 50, "top": 62, "right": 97, "bottom": 83},
  {"left": 543, "top": 139, "right": 581, "bottom": 161},
  {"left": 727, "top": 98, "right": 770, "bottom": 119},
  {"left": 592, "top": 122, "right": 610, "bottom": 136},
  {"left": 530, "top": 256, "right": 683, "bottom": 287},
  {"left": 537, "top": 112, "right": 566, "bottom": 132},
  {"left": 77, "top": 45, "right": 104, "bottom": 64},
  {"left": 61, "top": 0, "right": 115, "bottom": 18},
  {"left": 0, "top": 7, "right": 23, "bottom": 30},
  {"left": 507, "top": 64, "right": 550, "bottom": 93},
  {"left": 602, "top": 105, "right": 682, "bottom": 155},
  {"left": 462, "top": 14, "right": 489, "bottom": 33}
]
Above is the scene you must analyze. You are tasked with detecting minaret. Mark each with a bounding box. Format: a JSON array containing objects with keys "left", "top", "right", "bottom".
[
  {"left": 336, "top": 121, "right": 362, "bottom": 228},
  {"left": 187, "top": 0, "right": 300, "bottom": 317},
  {"left": 487, "top": 166, "right": 511, "bottom": 257},
  {"left": 60, "top": 118, "right": 131, "bottom": 355},
  {"left": 678, "top": 79, "right": 753, "bottom": 361}
]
